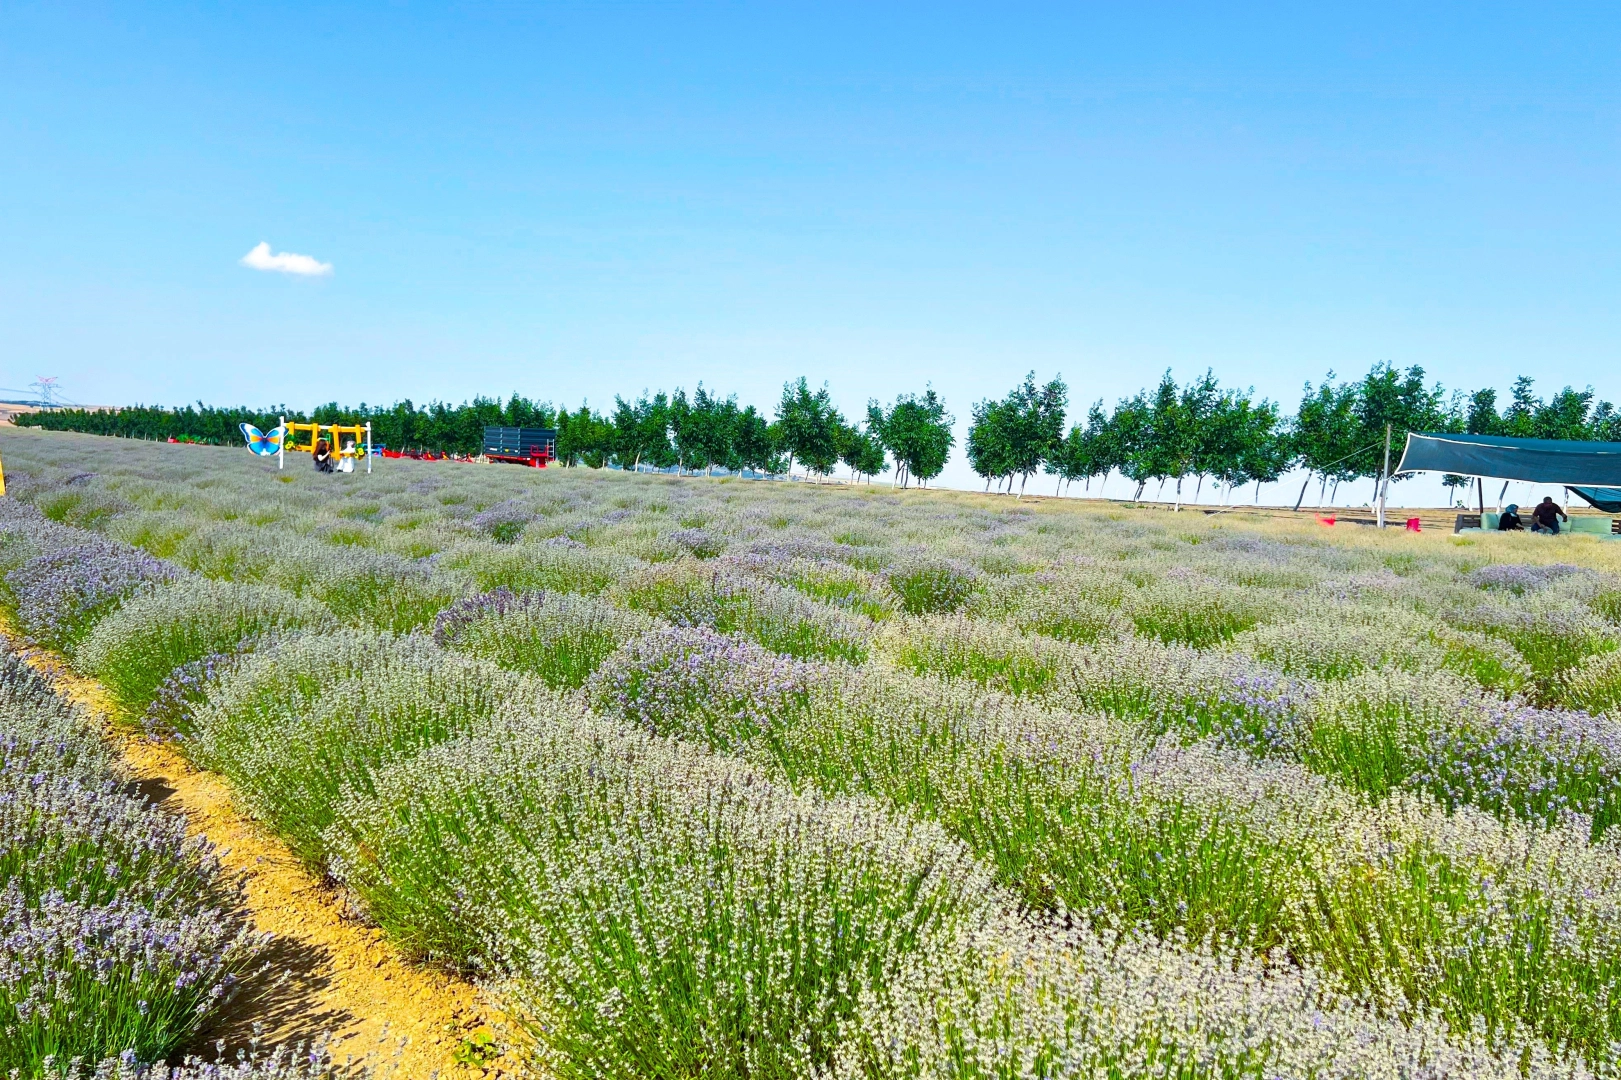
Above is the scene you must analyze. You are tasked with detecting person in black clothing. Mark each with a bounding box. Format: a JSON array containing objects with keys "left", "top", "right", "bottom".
[
  {"left": 1531, "top": 496, "right": 1567, "bottom": 535},
  {"left": 314, "top": 437, "right": 335, "bottom": 473},
  {"left": 1497, "top": 503, "right": 1524, "bottom": 531}
]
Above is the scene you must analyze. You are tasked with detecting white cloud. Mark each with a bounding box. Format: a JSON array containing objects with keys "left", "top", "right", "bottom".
[{"left": 239, "top": 241, "right": 333, "bottom": 276}]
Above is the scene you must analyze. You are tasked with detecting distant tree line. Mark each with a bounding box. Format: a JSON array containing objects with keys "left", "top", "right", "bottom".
[
  {"left": 17, "top": 362, "right": 1621, "bottom": 503},
  {"left": 13, "top": 379, "right": 955, "bottom": 487},
  {"left": 965, "top": 364, "right": 1621, "bottom": 507}
]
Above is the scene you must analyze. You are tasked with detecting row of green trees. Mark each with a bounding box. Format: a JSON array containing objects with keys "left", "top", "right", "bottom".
[
  {"left": 18, "top": 364, "right": 1621, "bottom": 502},
  {"left": 964, "top": 364, "right": 1621, "bottom": 506},
  {"left": 556, "top": 379, "right": 951, "bottom": 485},
  {"left": 967, "top": 369, "right": 1290, "bottom": 505},
  {"left": 15, "top": 379, "right": 957, "bottom": 486}
]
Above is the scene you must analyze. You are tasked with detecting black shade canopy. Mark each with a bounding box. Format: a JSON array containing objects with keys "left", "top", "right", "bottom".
[
  {"left": 1569, "top": 486, "right": 1621, "bottom": 513},
  {"left": 1394, "top": 433, "right": 1621, "bottom": 486}
]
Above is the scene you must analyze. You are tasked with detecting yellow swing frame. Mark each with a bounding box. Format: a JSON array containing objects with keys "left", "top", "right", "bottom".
[{"left": 277, "top": 418, "right": 372, "bottom": 473}]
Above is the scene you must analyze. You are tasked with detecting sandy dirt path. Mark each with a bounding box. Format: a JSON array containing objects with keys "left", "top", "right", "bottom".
[{"left": 1, "top": 619, "right": 530, "bottom": 1078}]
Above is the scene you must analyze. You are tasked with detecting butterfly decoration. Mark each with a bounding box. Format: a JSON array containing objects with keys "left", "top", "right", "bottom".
[{"left": 240, "top": 423, "right": 286, "bottom": 456}]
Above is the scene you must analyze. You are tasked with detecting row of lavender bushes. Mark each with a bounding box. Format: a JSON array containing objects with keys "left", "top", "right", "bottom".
[
  {"left": 0, "top": 637, "right": 268, "bottom": 1073},
  {"left": 6, "top": 434, "right": 1621, "bottom": 1074},
  {"left": 0, "top": 500, "right": 362, "bottom": 1078}
]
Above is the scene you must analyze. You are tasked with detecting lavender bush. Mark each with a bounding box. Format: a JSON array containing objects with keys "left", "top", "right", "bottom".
[
  {"left": 590, "top": 625, "right": 817, "bottom": 753},
  {"left": 6, "top": 540, "right": 181, "bottom": 651},
  {"left": 1447, "top": 598, "right": 1618, "bottom": 696},
  {"left": 0, "top": 645, "right": 264, "bottom": 1074},
  {"left": 876, "top": 614, "right": 1073, "bottom": 696},
  {"left": 184, "top": 630, "right": 558, "bottom": 867},
  {"left": 614, "top": 562, "right": 872, "bottom": 662},
  {"left": 1309, "top": 669, "right": 1621, "bottom": 836},
  {"left": 449, "top": 536, "right": 635, "bottom": 595},
  {"left": 1468, "top": 561, "right": 1585, "bottom": 594},
  {"left": 470, "top": 497, "right": 535, "bottom": 543},
  {"left": 880, "top": 554, "right": 981, "bottom": 615},
  {"left": 76, "top": 578, "right": 325, "bottom": 717},
  {"left": 434, "top": 587, "right": 658, "bottom": 688}
]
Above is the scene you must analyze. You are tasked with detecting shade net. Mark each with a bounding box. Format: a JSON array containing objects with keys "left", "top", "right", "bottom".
[
  {"left": 1569, "top": 487, "right": 1621, "bottom": 513},
  {"left": 1394, "top": 433, "right": 1621, "bottom": 486}
]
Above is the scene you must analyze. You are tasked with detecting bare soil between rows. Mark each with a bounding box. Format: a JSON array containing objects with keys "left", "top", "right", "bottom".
[{"left": 1, "top": 618, "right": 531, "bottom": 1078}]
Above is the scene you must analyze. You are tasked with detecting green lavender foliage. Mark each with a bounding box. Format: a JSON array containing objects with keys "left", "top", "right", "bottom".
[
  {"left": 9, "top": 429, "right": 1621, "bottom": 1075},
  {"left": 76, "top": 577, "right": 324, "bottom": 716}
]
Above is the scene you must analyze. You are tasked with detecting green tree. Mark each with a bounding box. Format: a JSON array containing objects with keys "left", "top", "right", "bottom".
[
  {"left": 1143, "top": 372, "right": 1188, "bottom": 504},
  {"left": 1354, "top": 362, "right": 1447, "bottom": 505},
  {"left": 1173, "top": 371, "right": 1221, "bottom": 507},
  {"left": 610, "top": 392, "right": 676, "bottom": 471},
  {"left": 967, "top": 373, "right": 1066, "bottom": 496},
  {"left": 775, "top": 378, "right": 842, "bottom": 478},
  {"left": 1537, "top": 385, "right": 1597, "bottom": 441},
  {"left": 1016, "top": 373, "right": 1069, "bottom": 497},
  {"left": 1290, "top": 375, "right": 1363, "bottom": 509},
  {"left": 871, "top": 388, "right": 954, "bottom": 488},
  {"left": 733, "top": 405, "right": 781, "bottom": 476},
  {"left": 669, "top": 384, "right": 739, "bottom": 476},
  {"left": 839, "top": 421, "right": 888, "bottom": 483},
  {"left": 1106, "top": 392, "right": 1155, "bottom": 502},
  {"left": 557, "top": 403, "right": 612, "bottom": 467},
  {"left": 1591, "top": 401, "right": 1621, "bottom": 442},
  {"left": 1234, "top": 395, "right": 1289, "bottom": 503},
  {"left": 966, "top": 397, "right": 1015, "bottom": 492}
]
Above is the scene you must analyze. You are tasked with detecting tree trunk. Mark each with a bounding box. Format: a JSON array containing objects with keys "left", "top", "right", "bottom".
[
  {"left": 1254, "top": 479, "right": 1262, "bottom": 503},
  {"left": 1330, "top": 479, "right": 1339, "bottom": 505},
  {"left": 1294, "top": 474, "right": 1311, "bottom": 511},
  {"left": 1134, "top": 479, "right": 1146, "bottom": 502},
  {"left": 1194, "top": 474, "right": 1204, "bottom": 503},
  {"left": 1174, "top": 476, "right": 1183, "bottom": 512}
]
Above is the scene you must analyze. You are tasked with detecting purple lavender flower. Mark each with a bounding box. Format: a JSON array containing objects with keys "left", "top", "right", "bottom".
[
  {"left": 6, "top": 540, "right": 181, "bottom": 649},
  {"left": 663, "top": 527, "right": 724, "bottom": 560},
  {"left": 0, "top": 886, "right": 261, "bottom": 1071},
  {"left": 0, "top": 638, "right": 264, "bottom": 1073},
  {"left": 881, "top": 555, "right": 981, "bottom": 615},
  {"left": 1467, "top": 563, "right": 1584, "bottom": 595},
  {"left": 471, "top": 499, "right": 534, "bottom": 543},
  {"left": 143, "top": 649, "right": 248, "bottom": 742},
  {"left": 589, "top": 625, "right": 818, "bottom": 752},
  {"left": 433, "top": 587, "right": 524, "bottom": 647},
  {"left": 1409, "top": 701, "right": 1621, "bottom": 837}
]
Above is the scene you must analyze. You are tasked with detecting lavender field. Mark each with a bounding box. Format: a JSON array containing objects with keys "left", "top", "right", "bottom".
[{"left": 6, "top": 426, "right": 1621, "bottom": 1078}]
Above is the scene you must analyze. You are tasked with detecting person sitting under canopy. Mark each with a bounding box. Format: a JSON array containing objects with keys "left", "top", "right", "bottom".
[{"left": 1531, "top": 496, "right": 1568, "bottom": 535}]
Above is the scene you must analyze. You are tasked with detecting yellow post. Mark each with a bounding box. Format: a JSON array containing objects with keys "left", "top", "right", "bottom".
[{"left": 0, "top": 448, "right": 7, "bottom": 497}]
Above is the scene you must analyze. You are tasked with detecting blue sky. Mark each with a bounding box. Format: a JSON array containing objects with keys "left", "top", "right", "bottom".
[{"left": 3, "top": 3, "right": 1619, "bottom": 502}]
